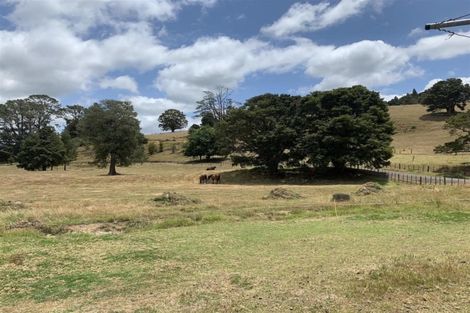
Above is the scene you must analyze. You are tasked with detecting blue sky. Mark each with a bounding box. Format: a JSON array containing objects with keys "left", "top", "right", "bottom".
[{"left": 0, "top": 0, "right": 469, "bottom": 133}]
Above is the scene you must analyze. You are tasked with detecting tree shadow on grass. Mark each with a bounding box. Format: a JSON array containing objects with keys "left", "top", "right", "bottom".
[
  {"left": 219, "top": 168, "right": 388, "bottom": 186},
  {"left": 435, "top": 165, "right": 470, "bottom": 178},
  {"left": 419, "top": 112, "right": 454, "bottom": 122}
]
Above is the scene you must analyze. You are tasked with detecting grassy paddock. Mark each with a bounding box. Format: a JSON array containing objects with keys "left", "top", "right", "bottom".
[{"left": 0, "top": 162, "right": 469, "bottom": 312}]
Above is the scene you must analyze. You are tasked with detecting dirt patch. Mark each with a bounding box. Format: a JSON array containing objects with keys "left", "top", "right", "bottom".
[
  {"left": 355, "top": 182, "right": 383, "bottom": 196},
  {"left": 153, "top": 192, "right": 201, "bottom": 206},
  {"left": 7, "top": 219, "right": 65, "bottom": 235},
  {"left": 0, "top": 200, "right": 27, "bottom": 212},
  {"left": 65, "top": 222, "right": 128, "bottom": 235},
  {"left": 263, "top": 188, "right": 303, "bottom": 200}
]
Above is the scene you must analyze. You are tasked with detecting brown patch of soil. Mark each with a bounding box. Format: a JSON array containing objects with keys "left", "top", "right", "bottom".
[{"left": 65, "top": 222, "right": 128, "bottom": 235}]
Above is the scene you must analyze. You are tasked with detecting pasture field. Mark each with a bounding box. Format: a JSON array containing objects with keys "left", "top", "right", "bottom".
[{"left": 1, "top": 162, "right": 469, "bottom": 312}]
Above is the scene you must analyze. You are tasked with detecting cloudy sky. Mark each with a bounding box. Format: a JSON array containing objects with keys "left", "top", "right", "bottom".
[{"left": 0, "top": 0, "right": 469, "bottom": 133}]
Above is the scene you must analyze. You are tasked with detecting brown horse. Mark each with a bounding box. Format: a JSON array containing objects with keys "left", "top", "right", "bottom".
[
  {"left": 208, "top": 173, "right": 221, "bottom": 184},
  {"left": 199, "top": 174, "right": 208, "bottom": 184}
]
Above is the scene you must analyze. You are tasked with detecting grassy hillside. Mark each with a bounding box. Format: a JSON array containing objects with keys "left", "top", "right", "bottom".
[{"left": 389, "top": 105, "right": 470, "bottom": 169}]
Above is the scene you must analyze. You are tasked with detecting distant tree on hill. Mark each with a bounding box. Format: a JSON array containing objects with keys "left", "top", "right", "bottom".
[
  {"left": 435, "top": 111, "right": 470, "bottom": 153},
  {"left": 79, "top": 100, "right": 146, "bottom": 175},
  {"left": 0, "top": 95, "right": 61, "bottom": 161},
  {"left": 158, "top": 109, "right": 188, "bottom": 132},
  {"left": 196, "top": 86, "right": 236, "bottom": 121},
  {"left": 298, "top": 86, "right": 395, "bottom": 171},
  {"left": 387, "top": 89, "right": 423, "bottom": 106},
  {"left": 422, "top": 78, "right": 470, "bottom": 114},
  {"left": 17, "top": 127, "right": 65, "bottom": 171}
]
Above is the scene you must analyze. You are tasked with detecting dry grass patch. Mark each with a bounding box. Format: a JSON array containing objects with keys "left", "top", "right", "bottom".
[
  {"left": 355, "top": 255, "right": 469, "bottom": 298},
  {"left": 262, "top": 188, "right": 303, "bottom": 200},
  {"left": 153, "top": 192, "right": 201, "bottom": 206}
]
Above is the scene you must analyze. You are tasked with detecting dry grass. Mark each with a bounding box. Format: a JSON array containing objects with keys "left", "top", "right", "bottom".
[{"left": 0, "top": 162, "right": 469, "bottom": 312}]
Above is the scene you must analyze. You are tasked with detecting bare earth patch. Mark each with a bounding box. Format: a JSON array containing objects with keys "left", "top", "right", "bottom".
[{"left": 65, "top": 222, "right": 128, "bottom": 235}]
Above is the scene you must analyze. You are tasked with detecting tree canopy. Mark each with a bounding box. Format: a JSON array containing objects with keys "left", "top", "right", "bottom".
[
  {"left": 158, "top": 109, "right": 188, "bottom": 132},
  {"left": 184, "top": 125, "right": 218, "bottom": 160},
  {"left": 79, "top": 100, "right": 145, "bottom": 175},
  {"left": 422, "top": 78, "right": 470, "bottom": 114},
  {"left": 298, "top": 86, "right": 394, "bottom": 170},
  {"left": 219, "top": 94, "right": 300, "bottom": 173},
  {"left": 16, "top": 126, "right": 65, "bottom": 171},
  {"left": 0, "top": 95, "right": 61, "bottom": 161}
]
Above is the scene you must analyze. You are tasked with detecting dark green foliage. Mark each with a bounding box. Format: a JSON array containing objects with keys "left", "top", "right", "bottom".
[
  {"left": 200, "top": 112, "right": 217, "bottom": 127},
  {"left": 158, "top": 109, "right": 188, "bottom": 132},
  {"left": 62, "top": 104, "right": 85, "bottom": 139},
  {"left": 422, "top": 78, "right": 470, "bottom": 113},
  {"left": 17, "top": 127, "right": 65, "bottom": 171},
  {"left": 0, "top": 95, "right": 61, "bottom": 161},
  {"left": 220, "top": 94, "right": 300, "bottom": 173},
  {"left": 298, "top": 86, "right": 394, "bottom": 170},
  {"left": 79, "top": 100, "right": 145, "bottom": 175},
  {"left": 435, "top": 111, "right": 470, "bottom": 153},
  {"left": 61, "top": 130, "right": 78, "bottom": 170},
  {"left": 188, "top": 124, "right": 200, "bottom": 134},
  {"left": 148, "top": 142, "right": 157, "bottom": 155},
  {"left": 184, "top": 125, "right": 218, "bottom": 160}
]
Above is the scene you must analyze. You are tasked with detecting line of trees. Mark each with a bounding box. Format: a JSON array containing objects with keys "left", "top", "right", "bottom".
[
  {"left": 0, "top": 96, "right": 146, "bottom": 175},
  {"left": 185, "top": 85, "right": 395, "bottom": 173}
]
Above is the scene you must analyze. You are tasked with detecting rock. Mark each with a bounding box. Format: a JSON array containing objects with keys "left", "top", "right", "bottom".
[{"left": 331, "top": 193, "right": 351, "bottom": 202}]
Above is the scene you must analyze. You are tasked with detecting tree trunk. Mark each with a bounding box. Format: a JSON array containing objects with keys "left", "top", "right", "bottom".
[
  {"left": 64, "top": 163, "right": 67, "bottom": 171},
  {"left": 108, "top": 155, "right": 118, "bottom": 176},
  {"left": 447, "top": 106, "right": 456, "bottom": 114}
]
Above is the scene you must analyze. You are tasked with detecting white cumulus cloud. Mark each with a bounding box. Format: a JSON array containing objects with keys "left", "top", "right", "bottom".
[
  {"left": 100, "top": 76, "right": 139, "bottom": 93},
  {"left": 261, "top": 0, "right": 389, "bottom": 37}
]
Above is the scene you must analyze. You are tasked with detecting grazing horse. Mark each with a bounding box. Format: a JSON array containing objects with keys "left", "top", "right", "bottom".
[
  {"left": 206, "top": 166, "right": 217, "bottom": 171},
  {"left": 208, "top": 173, "right": 221, "bottom": 184},
  {"left": 199, "top": 174, "right": 208, "bottom": 184}
]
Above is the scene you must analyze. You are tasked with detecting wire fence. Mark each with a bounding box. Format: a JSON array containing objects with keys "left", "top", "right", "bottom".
[{"left": 355, "top": 166, "right": 469, "bottom": 186}]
